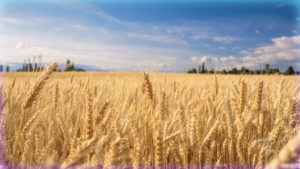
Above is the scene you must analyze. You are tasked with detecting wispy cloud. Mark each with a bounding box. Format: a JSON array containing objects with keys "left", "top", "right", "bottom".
[
  {"left": 72, "top": 25, "right": 88, "bottom": 30},
  {"left": 275, "top": 2, "right": 292, "bottom": 8},
  {"left": 292, "top": 30, "right": 298, "bottom": 34},
  {"left": 85, "top": 7, "right": 139, "bottom": 27},
  {"left": 127, "top": 33, "right": 187, "bottom": 44},
  {"left": 2, "top": 17, "right": 24, "bottom": 25},
  {"left": 255, "top": 30, "right": 259, "bottom": 33},
  {"left": 218, "top": 46, "right": 225, "bottom": 50},
  {"left": 194, "top": 34, "right": 208, "bottom": 40},
  {"left": 212, "top": 36, "right": 238, "bottom": 44}
]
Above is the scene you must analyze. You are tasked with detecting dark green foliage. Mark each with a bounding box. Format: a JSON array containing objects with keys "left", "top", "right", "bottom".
[
  {"left": 265, "top": 63, "right": 270, "bottom": 72},
  {"left": 201, "top": 62, "right": 205, "bottom": 73},
  {"left": 272, "top": 68, "right": 279, "bottom": 74},
  {"left": 65, "top": 59, "right": 75, "bottom": 71},
  {"left": 285, "top": 66, "right": 295, "bottom": 75},
  {"left": 6, "top": 66, "right": 9, "bottom": 72},
  {"left": 220, "top": 69, "right": 227, "bottom": 74},
  {"left": 240, "top": 67, "right": 250, "bottom": 74},
  {"left": 187, "top": 68, "right": 197, "bottom": 74},
  {"left": 231, "top": 67, "right": 237, "bottom": 74},
  {"left": 64, "top": 59, "right": 85, "bottom": 72}
]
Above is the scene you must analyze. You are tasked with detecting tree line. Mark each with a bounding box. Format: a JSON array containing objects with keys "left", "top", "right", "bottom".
[
  {"left": 187, "top": 62, "right": 297, "bottom": 75},
  {"left": 0, "top": 65, "right": 10, "bottom": 72},
  {"left": 12, "top": 58, "right": 86, "bottom": 72}
]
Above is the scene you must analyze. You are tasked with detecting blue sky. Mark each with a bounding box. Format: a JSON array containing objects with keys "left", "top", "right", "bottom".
[{"left": 0, "top": 0, "right": 299, "bottom": 72}]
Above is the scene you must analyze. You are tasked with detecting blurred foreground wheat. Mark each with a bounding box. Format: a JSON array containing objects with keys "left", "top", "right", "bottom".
[{"left": 0, "top": 64, "right": 299, "bottom": 168}]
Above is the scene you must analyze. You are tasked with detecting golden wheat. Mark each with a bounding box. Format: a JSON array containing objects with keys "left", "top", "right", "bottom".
[{"left": 0, "top": 71, "right": 299, "bottom": 169}]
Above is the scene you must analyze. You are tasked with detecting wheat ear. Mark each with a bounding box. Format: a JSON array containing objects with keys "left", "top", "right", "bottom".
[{"left": 14, "top": 62, "right": 59, "bottom": 161}]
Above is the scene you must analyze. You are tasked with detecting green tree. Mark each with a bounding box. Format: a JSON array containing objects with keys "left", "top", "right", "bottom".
[
  {"left": 221, "top": 69, "right": 227, "bottom": 74},
  {"left": 187, "top": 68, "right": 197, "bottom": 74},
  {"left": 231, "top": 67, "right": 237, "bottom": 74},
  {"left": 285, "top": 66, "right": 295, "bottom": 75},
  {"left": 65, "top": 59, "right": 75, "bottom": 71},
  {"left": 272, "top": 68, "right": 279, "bottom": 74},
  {"left": 198, "top": 65, "right": 201, "bottom": 74},
  {"left": 29, "top": 63, "right": 33, "bottom": 71},
  {"left": 6, "top": 66, "right": 9, "bottom": 72},
  {"left": 201, "top": 62, "right": 205, "bottom": 73},
  {"left": 240, "top": 67, "right": 250, "bottom": 74},
  {"left": 265, "top": 63, "right": 270, "bottom": 72}
]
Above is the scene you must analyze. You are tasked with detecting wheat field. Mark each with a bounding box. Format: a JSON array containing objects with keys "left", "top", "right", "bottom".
[{"left": 0, "top": 62, "right": 299, "bottom": 169}]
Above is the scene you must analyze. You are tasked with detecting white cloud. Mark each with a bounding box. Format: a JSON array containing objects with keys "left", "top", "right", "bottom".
[
  {"left": 194, "top": 35, "right": 208, "bottom": 40},
  {"left": 240, "top": 50, "right": 249, "bottom": 54},
  {"left": 191, "top": 56, "right": 199, "bottom": 62},
  {"left": 270, "top": 25, "right": 273, "bottom": 30},
  {"left": 87, "top": 8, "right": 138, "bottom": 27},
  {"left": 194, "top": 35, "right": 300, "bottom": 70},
  {"left": 239, "top": 35, "right": 300, "bottom": 64},
  {"left": 2, "top": 17, "right": 24, "bottom": 25},
  {"left": 297, "top": 17, "right": 300, "bottom": 21},
  {"left": 15, "top": 42, "right": 28, "bottom": 49},
  {"left": 191, "top": 55, "right": 246, "bottom": 70},
  {"left": 213, "top": 36, "right": 238, "bottom": 44},
  {"left": 72, "top": 25, "right": 88, "bottom": 30},
  {"left": 220, "top": 55, "right": 236, "bottom": 62},
  {"left": 193, "top": 32, "right": 209, "bottom": 40},
  {"left": 255, "top": 30, "right": 259, "bottom": 33},
  {"left": 292, "top": 30, "right": 298, "bottom": 34},
  {"left": 127, "top": 33, "right": 187, "bottom": 44},
  {"left": 218, "top": 46, "right": 225, "bottom": 50},
  {"left": 191, "top": 56, "right": 218, "bottom": 64},
  {"left": 275, "top": 2, "right": 292, "bottom": 7},
  {"left": 159, "top": 64, "right": 170, "bottom": 67}
]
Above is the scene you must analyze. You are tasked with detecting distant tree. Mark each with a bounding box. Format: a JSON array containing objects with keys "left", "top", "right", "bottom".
[
  {"left": 0, "top": 65, "right": 2, "bottom": 72},
  {"left": 210, "top": 68, "right": 215, "bottom": 74},
  {"left": 198, "top": 65, "right": 201, "bottom": 74},
  {"left": 75, "top": 68, "right": 86, "bottom": 72},
  {"left": 65, "top": 59, "right": 76, "bottom": 71},
  {"left": 65, "top": 59, "right": 71, "bottom": 71},
  {"left": 221, "top": 69, "right": 227, "bottom": 74},
  {"left": 285, "top": 66, "right": 295, "bottom": 75},
  {"left": 265, "top": 63, "right": 270, "bottom": 72},
  {"left": 29, "top": 63, "right": 33, "bottom": 71},
  {"left": 187, "top": 68, "right": 197, "bottom": 74},
  {"left": 6, "top": 66, "right": 9, "bottom": 72},
  {"left": 259, "top": 69, "right": 265, "bottom": 74},
  {"left": 231, "top": 67, "right": 237, "bottom": 74},
  {"left": 201, "top": 62, "right": 205, "bottom": 74},
  {"left": 240, "top": 67, "right": 250, "bottom": 74},
  {"left": 272, "top": 68, "right": 279, "bottom": 74}
]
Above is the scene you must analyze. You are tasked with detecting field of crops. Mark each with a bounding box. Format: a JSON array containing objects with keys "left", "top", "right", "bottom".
[{"left": 0, "top": 62, "right": 299, "bottom": 169}]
